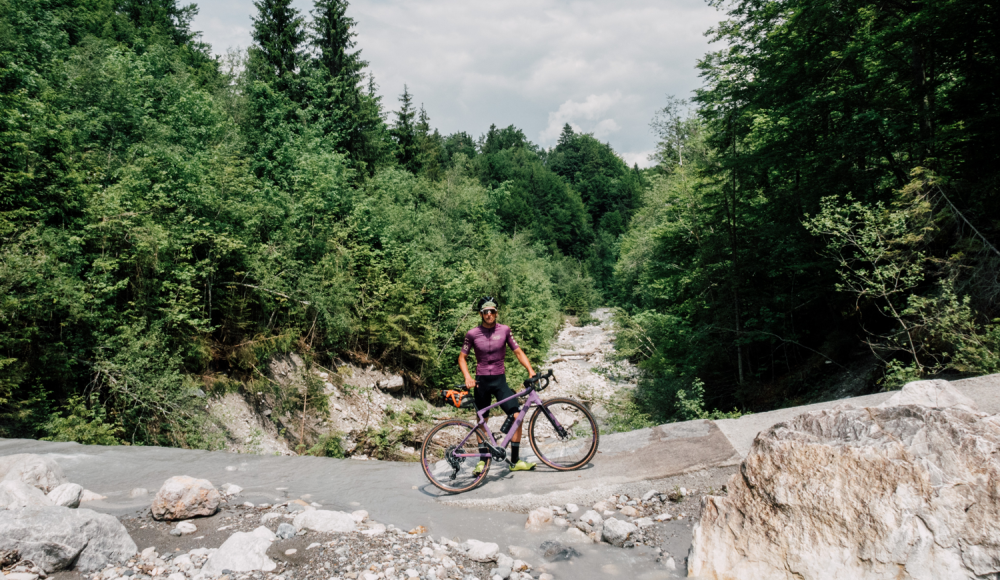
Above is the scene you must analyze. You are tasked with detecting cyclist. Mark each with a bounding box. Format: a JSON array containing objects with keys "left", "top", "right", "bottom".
[{"left": 458, "top": 296, "right": 537, "bottom": 473}]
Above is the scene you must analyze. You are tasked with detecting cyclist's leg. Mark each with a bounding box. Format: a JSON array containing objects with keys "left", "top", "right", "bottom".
[
  {"left": 492, "top": 378, "right": 532, "bottom": 467},
  {"left": 473, "top": 376, "right": 497, "bottom": 468}
]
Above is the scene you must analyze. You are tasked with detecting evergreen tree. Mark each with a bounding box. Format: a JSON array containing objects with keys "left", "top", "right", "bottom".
[
  {"left": 415, "top": 106, "right": 444, "bottom": 181},
  {"left": 249, "top": 0, "right": 306, "bottom": 90},
  {"left": 392, "top": 86, "right": 420, "bottom": 174},
  {"left": 310, "top": 0, "right": 366, "bottom": 80},
  {"left": 116, "top": 0, "right": 199, "bottom": 45}
]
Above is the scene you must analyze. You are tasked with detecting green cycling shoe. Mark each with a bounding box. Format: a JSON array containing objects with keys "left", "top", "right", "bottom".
[
  {"left": 509, "top": 460, "right": 536, "bottom": 472},
  {"left": 473, "top": 460, "right": 486, "bottom": 475}
]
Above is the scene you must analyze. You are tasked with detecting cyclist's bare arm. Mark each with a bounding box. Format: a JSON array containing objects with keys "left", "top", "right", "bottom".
[
  {"left": 513, "top": 347, "right": 536, "bottom": 379},
  {"left": 458, "top": 352, "right": 476, "bottom": 389}
]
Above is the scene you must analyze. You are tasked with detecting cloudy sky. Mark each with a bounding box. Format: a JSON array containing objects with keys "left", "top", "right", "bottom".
[{"left": 192, "top": 0, "right": 724, "bottom": 167}]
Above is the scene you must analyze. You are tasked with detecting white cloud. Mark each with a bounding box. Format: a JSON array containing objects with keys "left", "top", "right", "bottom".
[
  {"left": 620, "top": 150, "right": 656, "bottom": 169},
  {"left": 540, "top": 92, "right": 622, "bottom": 143},
  {"left": 191, "top": 0, "right": 724, "bottom": 157}
]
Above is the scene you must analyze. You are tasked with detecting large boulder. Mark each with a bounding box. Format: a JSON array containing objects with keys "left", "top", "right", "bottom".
[
  {"left": 202, "top": 527, "right": 277, "bottom": 575},
  {"left": 878, "top": 378, "right": 977, "bottom": 410},
  {"left": 601, "top": 518, "right": 637, "bottom": 547},
  {"left": 292, "top": 510, "right": 357, "bottom": 533},
  {"left": 151, "top": 476, "right": 221, "bottom": 521},
  {"left": 0, "top": 480, "right": 53, "bottom": 509},
  {"left": 688, "top": 399, "right": 1000, "bottom": 579},
  {"left": 0, "top": 506, "right": 137, "bottom": 572},
  {"left": 47, "top": 483, "right": 84, "bottom": 508},
  {"left": 0, "top": 454, "right": 68, "bottom": 492}
]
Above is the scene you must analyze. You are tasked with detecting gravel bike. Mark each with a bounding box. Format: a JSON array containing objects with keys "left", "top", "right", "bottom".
[{"left": 420, "top": 369, "right": 599, "bottom": 493}]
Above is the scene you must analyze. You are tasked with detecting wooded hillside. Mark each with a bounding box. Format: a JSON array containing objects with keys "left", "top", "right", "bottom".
[{"left": 1, "top": 0, "right": 998, "bottom": 444}]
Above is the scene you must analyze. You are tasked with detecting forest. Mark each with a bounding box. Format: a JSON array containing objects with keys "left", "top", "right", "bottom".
[{"left": 1, "top": 0, "right": 998, "bottom": 445}]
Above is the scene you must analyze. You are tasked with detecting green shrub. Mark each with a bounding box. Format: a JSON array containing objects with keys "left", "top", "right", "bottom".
[{"left": 42, "top": 395, "right": 122, "bottom": 446}]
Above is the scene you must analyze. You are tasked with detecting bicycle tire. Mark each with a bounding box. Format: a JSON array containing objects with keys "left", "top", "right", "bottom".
[
  {"left": 420, "top": 419, "right": 492, "bottom": 493},
  {"left": 527, "top": 398, "right": 599, "bottom": 471}
]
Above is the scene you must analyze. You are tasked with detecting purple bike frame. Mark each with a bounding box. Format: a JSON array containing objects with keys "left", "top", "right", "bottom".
[{"left": 452, "top": 385, "right": 564, "bottom": 459}]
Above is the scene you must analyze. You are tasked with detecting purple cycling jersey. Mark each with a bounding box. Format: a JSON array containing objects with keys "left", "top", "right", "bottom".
[{"left": 461, "top": 323, "right": 520, "bottom": 376}]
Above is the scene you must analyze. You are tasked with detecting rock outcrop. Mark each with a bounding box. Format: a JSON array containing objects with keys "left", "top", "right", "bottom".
[
  {"left": 0, "top": 480, "right": 53, "bottom": 509},
  {"left": 0, "top": 506, "right": 137, "bottom": 572},
  {"left": 47, "top": 483, "right": 84, "bottom": 508},
  {"left": 202, "top": 527, "right": 277, "bottom": 575},
  {"left": 689, "top": 381, "right": 1000, "bottom": 580},
  {"left": 0, "top": 454, "right": 68, "bottom": 492},
  {"left": 292, "top": 510, "right": 357, "bottom": 533},
  {"left": 151, "top": 476, "right": 221, "bottom": 521}
]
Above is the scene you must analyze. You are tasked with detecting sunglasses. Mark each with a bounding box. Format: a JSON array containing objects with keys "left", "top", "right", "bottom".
[{"left": 480, "top": 309, "right": 497, "bottom": 315}]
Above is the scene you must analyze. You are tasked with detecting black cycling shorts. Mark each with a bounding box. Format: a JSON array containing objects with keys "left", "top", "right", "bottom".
[{"left": 474, "top": 374, "right": 520, "bottom": 416}]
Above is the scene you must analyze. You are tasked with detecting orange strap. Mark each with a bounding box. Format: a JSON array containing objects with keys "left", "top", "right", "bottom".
[{"left": 445, "top": 389, "right": 469, "bottom": 407}]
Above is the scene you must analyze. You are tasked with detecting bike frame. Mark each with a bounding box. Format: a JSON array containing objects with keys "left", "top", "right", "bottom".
[{"left": 452, "top": 384, "right": 564, "bottom": 460}]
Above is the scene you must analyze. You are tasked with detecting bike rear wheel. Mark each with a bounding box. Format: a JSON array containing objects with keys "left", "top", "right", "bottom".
[
  {"left": 421, "top": 419, "right": 492, "bottom": 493},
  {"left": 527, "top": 398, "right": 599, "bottom": 470}
]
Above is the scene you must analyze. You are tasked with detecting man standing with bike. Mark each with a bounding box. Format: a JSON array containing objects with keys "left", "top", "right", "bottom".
[{"left": 458, "top": 296, "right": 537, "bottom": 473}]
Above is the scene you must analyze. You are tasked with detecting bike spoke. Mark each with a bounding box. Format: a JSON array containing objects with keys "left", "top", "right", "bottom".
[
  {"left": 529, "top": 399, "right": 598, "bottom": 470},
  {"left": 421, "top": 421, "right": 490, "bottom": 493}
]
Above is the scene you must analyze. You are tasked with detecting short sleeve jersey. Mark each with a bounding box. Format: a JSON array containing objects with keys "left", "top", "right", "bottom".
[{"left": 461, "top": 324, "right": 520, "bottom": 376}]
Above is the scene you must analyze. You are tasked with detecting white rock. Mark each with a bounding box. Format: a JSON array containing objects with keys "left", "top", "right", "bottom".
[
  {"left": 654, "top": 513, "right": 672, "bottom": 522},
  {"left": 284, "top": 549, "right": 297, "bottom": 556},
  {"left": 592, "top": 501, "right": 613, "bottom": 512},
  {"left": 0, "top": 479, "right": 53, "bottom": 509},
  {"left": 881, "top": 378, "right": 978, "bottom": 410},
  {"left": 0, "top": 454, "right": 68, "bottom": 492},
  {"left": 174, "top": 521, "right": 197, "bottom": 535},
  {"left": 642, "top": 490, "right": 657, "bottom": 501},
  {"left": 167, "top": 573, "right": 185, "bottom": 580},
  {"left": 494, "top": 553, "right": 513, "bottom": 577},
  {"left": 151, "top": 476, "right": 220, "bottom": 521},
  {"left": 511, "top": 559, "right": 530, "bottom": 572},
  {"left": 466, "top": 539, "right": 500, "bottom": 562},
  {"left": 293, "top": 510, "right": 357, "bottom": 533},
  {"left": 524, "top": 507, "right": 553, "bottom": 531},
  {"left": 601, "top": 518, "right": 637, "bottom": 547},
  {"left": 404, "top": 569, "right": 419, "bottom": 578},
  {"left": 565, "top": 503, "right": 579, "bottom": 513},
  {"left": 620, "top": 506, "right": 640, "bottom": 518},
  {"left": 563, "top": 528, "right": 593, "bottom": 544},
  {"left": 579, "top": 510, "right": 603, "bottom": 526},
  {"left": 635, "top": 517, "right": 654, "bottom": 527},
  {"left": 306, "top": 542, "right": 320, "bottom": 550},
  {"left": 129, "top": 488, "right": 148, "bottom": 498},
  {"left": 80, "top": 489, "right": 106, "bottom": 502},
  {"left": 351, "top": 509, "right": 369, "bottom": 523},
  {"left": 0, "top": 506, "right": 136, "bottom": 572},
  {"left": 377, "top": 375, "right": 405, "bottom": 392},
  {"left": 553, "top": 516, "right": 569, "bottom": 528},
  {"left": 664, "top": 557, "right": 676, "bottom": 570},
  {"left": 47, "top": 483, "right": 84, "bottom": 508},
  {"left": 538, "top": 574, "right": 555, "bottom": 580},
  {"left": 5, "top": 573, "right": 39, "bottom": 580},
  {"left": 362, "top": 523, "right": 387, "bottom": 536},
  {"left": 220, "top": 483, "right": 243, "bottom": 496},
  {"left": 507, "top": 545, "right": 533, "bottom": 559},
  {"left": 202, "top": 529, "right": 276, "bottom": 574},
  {"left": 690, "top": 401, "right": 1000, "bottom": 580},
  {"left": 261, "top": 512, "right": 281, "bottom": 524}
]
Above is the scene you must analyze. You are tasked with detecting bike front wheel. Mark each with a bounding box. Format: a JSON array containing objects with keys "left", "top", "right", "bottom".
[
  {"left": 527, "top": 398, "right": 599, "bottom": 470},
  {"left": 420, "top": 419, "right": 492, "bottom": 493}
]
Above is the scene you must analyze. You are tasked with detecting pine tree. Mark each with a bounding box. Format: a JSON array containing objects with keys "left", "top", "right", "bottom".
[
  {"left": 415, "top": 106, "right": 444, "bottom": 181},
  {"left": 250, "top": 0, "right": 305, "bottom": 90},
  {"left": 310, "top": 0, "right": 366, "bottom": 80},
  {"left": 392, "top": 86, "right": 420, "bottom": 174}
]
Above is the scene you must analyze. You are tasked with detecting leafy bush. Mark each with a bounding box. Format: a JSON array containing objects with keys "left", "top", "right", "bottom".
[{"left": 42, "top": 395, "right": 122, "bottom": 446}]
